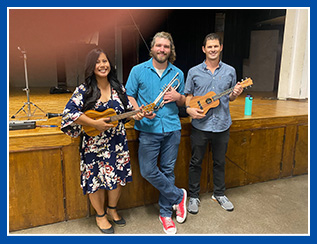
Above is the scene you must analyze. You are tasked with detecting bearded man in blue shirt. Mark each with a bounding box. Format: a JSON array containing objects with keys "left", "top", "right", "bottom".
[
  {"left": 125, "top": 31, "right": 187, "bottom": 234},
  {"left": 185, "top": 33, "right": 243, "bottom": 214}
]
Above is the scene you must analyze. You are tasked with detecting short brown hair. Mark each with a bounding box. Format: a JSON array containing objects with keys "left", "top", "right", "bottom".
[{"left": 203, "top": 33, "right": 222, "bottom": 47}]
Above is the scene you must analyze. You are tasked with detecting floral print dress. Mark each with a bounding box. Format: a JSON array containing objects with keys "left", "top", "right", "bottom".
[{"left": 61, "top": 84, "right": 133, "bottom": 194}]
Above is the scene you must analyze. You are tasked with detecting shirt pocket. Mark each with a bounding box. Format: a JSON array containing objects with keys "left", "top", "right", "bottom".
[{"left": 218, "top": 75, "right": 233, "bottom": 91}]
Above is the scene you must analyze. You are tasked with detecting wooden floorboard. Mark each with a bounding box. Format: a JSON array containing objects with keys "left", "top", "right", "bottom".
[{"left": 9, "top": 88, "right": 308, "bottom": 123}]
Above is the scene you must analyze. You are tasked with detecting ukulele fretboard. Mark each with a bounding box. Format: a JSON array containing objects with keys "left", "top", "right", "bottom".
[{"left": 212, "top": 87, "right": 235, "bottom": 101}]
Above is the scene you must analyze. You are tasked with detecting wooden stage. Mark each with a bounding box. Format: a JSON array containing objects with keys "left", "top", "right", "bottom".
[{"left": 8, "top": 88, "right": 308, "bottom": 231}]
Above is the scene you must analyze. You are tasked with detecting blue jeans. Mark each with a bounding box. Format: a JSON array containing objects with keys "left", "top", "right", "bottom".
[{"left": 138, "top": 130, "right": 183, "bottom": 217}]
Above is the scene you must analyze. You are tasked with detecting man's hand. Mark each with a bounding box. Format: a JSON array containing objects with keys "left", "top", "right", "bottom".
[
  {"left": 230, "top": 82, "right": 243, "bottom": 101},
  {"left": 144, "top": 111, "right": 156, "bottom": 119},
  {"left": 163, "top": 87, "right": 186, "bottom": 106},
  {"left": 186, "top": 107, "right": 206, "bottom": 119},
  {"left": 163, "top": 87, "right": 181, "bottom": 104},
  {"left": 185, "top": 94, "right": 206, "bottom": 119},
  {"left": 132, "top": 105, "right": 145, "bottom": 121}
]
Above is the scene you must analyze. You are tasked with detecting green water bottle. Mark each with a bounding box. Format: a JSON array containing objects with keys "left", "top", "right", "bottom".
[{"left": 244, "top": 94, "right": 253, "bottom": 116}]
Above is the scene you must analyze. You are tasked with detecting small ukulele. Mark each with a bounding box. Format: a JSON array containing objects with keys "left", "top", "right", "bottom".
[
  {"left": 83, "top": 103, "right": 155, "bottom": 136},
  {"left": 188, "top": 78, "right": 253, "bottom": 115}
]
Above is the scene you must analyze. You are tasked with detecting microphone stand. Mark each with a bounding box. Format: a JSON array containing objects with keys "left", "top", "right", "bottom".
[{"left": 11, "top": 47, "right": 47, "bottom": 120}]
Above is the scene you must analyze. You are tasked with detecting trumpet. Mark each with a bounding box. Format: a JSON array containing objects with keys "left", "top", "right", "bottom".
[{"left": 153, "top": 72, "right": 180, "bottom": 110}]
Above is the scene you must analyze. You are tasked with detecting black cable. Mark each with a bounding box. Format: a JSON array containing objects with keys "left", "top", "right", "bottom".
[{"left": 128, "top": 10, "right": 150, "bottom": 53}]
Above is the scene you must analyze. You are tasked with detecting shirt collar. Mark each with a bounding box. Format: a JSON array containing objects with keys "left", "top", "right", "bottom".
[
  {"left": 202, "top": 60, "right": 223, "bottom": 70},
  {"left": 145, "top": 58, "right": 173, "bottom": 72}
]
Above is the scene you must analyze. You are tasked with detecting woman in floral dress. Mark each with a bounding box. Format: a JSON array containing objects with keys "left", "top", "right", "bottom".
[{"left": 61, "top": 48, "right": 144, "bottom": 234}]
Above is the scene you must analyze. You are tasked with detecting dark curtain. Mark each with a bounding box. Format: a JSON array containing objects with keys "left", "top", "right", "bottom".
[{"left": 222, "top": 10, "right": 252, "bottom": 81}]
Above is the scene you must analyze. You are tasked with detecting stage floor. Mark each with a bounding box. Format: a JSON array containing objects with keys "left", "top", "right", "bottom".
[{"left": 9, "top": 87, "right": 308, "bottom": 124}]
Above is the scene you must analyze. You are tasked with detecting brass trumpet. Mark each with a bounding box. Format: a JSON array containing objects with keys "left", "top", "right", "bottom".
[{"left": 153, "top": 72, "right": 180, "bottom": 110}]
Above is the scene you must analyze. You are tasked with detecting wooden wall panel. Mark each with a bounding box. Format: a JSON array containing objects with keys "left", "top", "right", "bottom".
[
  {"left": 174, "top": 136, "right": 191, "bottom": 190},
  {"left": 118, "top": 141, "right": 147, "bottom": 209},
  {"left": 143, "top": 179, "right": 160, "bottom": 206},
  {"left": 225, "top": 131, "right": 251, "bottom": 188},
  {"left": 293, "top": 125, "right": 308, "bottom": 175},
  {"left": 281, "top": 126, "right": 297, "bottom": 177},
  {"left": 62, "top": 143, "right": 89, "bottom": 220},
  {"left": 246, "top": 128, "right": 285, "bottom": 184},
  {"left": 9, "top": 149, "right": 65, "bottom": 231}
]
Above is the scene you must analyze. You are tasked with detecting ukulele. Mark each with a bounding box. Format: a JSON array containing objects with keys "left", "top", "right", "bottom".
[
  {"left": 82, "top": 103, "right": 155, "bottom": 136},
  {"left": 188, "top": 78, "right": 253, "bottom": 115}
]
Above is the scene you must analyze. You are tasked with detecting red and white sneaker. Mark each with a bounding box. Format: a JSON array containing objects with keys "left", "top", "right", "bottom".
[
  {"left": 175, "top": 188, "right": 187, "bottom": 223},
  {"left": 159, "top": 216, "right": 177, "bottom": 234}
]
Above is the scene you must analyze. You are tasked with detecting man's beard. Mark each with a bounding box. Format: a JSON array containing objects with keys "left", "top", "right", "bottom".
[{"left": 152, "top": 52, "right": 170, "bottom": 64}]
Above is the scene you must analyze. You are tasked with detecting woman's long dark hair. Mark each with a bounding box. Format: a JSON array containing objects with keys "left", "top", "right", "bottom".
[{"left": 82, "top": 48, "right": 130, "bottom": 112}]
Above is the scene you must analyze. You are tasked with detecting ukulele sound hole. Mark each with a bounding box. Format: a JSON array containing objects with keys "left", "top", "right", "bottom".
[{"left": 206, "top": 98, "right": 212, "bottom": 104}]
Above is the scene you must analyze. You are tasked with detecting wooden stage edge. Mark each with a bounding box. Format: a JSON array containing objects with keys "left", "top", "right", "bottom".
[
  {"left": 9, "top": 88, "right": 308, "bottom": 137},
  {"left": 8, "top": 88, "right": 309, "bottom": 231}
]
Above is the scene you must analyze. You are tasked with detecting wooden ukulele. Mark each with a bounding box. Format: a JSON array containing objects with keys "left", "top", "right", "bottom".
[
  {"left": 82, "top": 103, "right": 155, "bottom": 136},
  {"left": 188, "top": 78, "right": 253, "bottom": 115}
]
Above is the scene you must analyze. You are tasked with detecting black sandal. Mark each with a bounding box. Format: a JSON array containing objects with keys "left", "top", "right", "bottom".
[
  {"left": 107, "top": 206, "right": 126, "bottom": 226},
  {"left": 96, "top": 212, "right": 114, "bottom": 234}
]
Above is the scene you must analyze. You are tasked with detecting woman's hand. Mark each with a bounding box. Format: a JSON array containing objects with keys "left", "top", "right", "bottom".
[{"left": 93, "top": 118, "right": 114, "bottom": 132}]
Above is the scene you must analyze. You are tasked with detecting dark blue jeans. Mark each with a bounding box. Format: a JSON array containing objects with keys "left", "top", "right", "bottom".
[
  {"left": 189, "top": 127, "right": 230, "bottom": 198},
  {"left": 138, "top": 130, "right": 183, "bottom": 217}
]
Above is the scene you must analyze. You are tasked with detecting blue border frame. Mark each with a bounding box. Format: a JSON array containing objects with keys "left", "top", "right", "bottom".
[{"left": 3, "top": 0, "right": 314, "bottom": 243}]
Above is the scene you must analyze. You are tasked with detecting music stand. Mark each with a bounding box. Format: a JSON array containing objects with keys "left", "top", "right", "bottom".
[{"left": 11, "top": 47, "right": 47, "bottom": 120}]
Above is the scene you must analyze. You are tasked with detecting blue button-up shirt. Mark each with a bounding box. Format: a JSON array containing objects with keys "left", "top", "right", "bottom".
[
  {"left": 184, "top": 60, "right": 236, "bottom": 132},
  {"left": 125, "top": 58, "right": 185, "bottom": 133}
]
